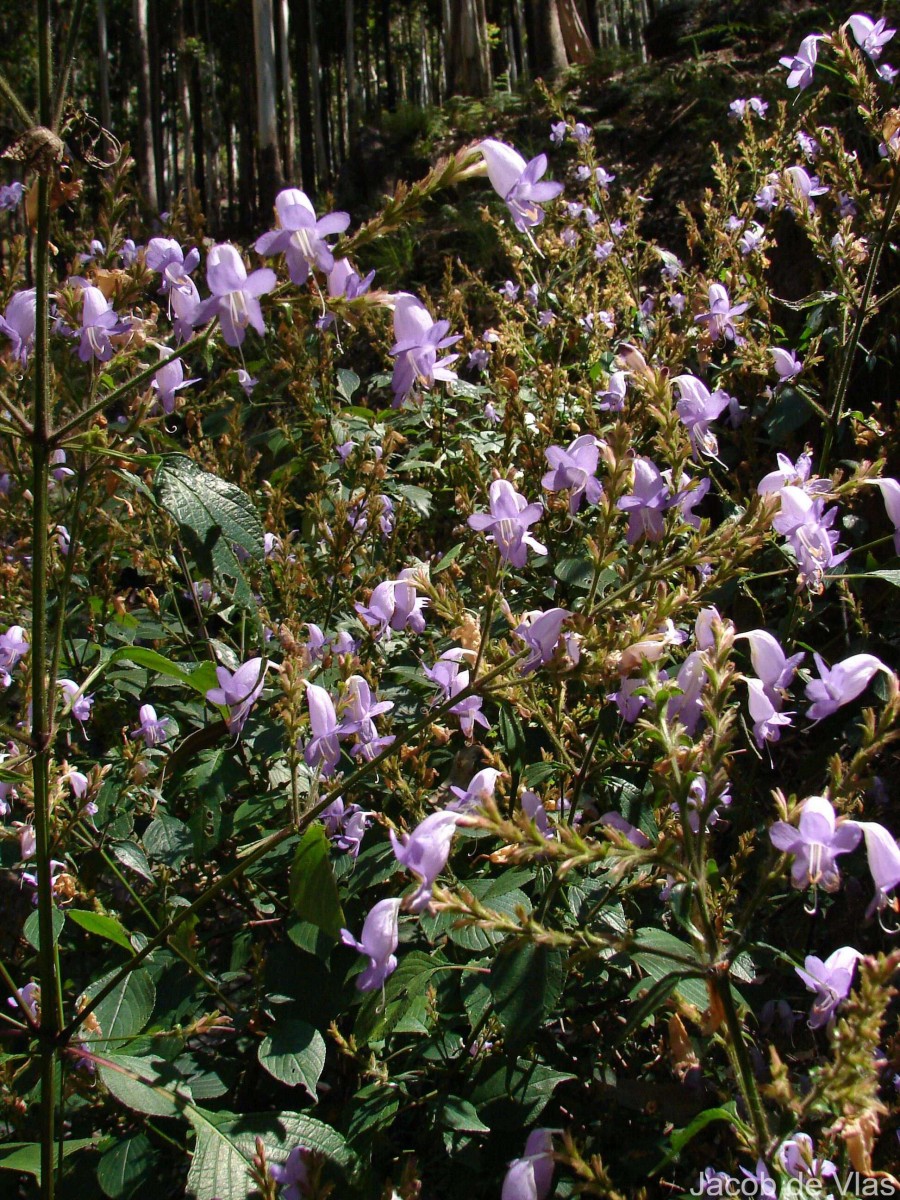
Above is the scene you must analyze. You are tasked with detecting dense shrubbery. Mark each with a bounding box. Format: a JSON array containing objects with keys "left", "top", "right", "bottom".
[{"left": 2, "top": 10, "right": 900, "bottom": 1200}]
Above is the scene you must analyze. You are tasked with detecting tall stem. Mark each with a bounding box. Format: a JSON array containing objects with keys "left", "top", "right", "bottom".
[{"left": 33, "top": 5, "right": 59, "bottom": 1197}]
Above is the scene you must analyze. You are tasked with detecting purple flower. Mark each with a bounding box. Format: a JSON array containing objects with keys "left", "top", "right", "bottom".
[
  {"left": 796, "top": 946, "right": 861, "bottom": 1028},
  {"left": 193, "top": 243, "right": 276, "bottom": 347},
  {"left": 479, "top": 138, "right": 563, "bottom": 232},
  {"left": 679, "top": 775, "right": 731, "bottom": 833},
  {"left": 872, "top": 478, "right": 900, "bottom": 553},
  {"left": 594, "top": 166, "right": 615, "bottom": 188},
  {"left": 448, "top": 767, "right": 501, "bottom": 813},
  {"left": 340, "top": 674, "right": 394, "bottom": 760},
  {"left": 61, "top": 765, "right": 88, "bottom": 800},
  {"left": 572, "top": 122, "right": 591, "bottom": 144},
  {"left": 668, "top": 470, "right": 709, "bottom": 529},
  {"left": 355, "top": 571, "right": 429, "bottom": 639},
  {"left": 738, "top": 223, "right": 765, "bottom": 255},
  {"left": 390, "top": 810, "right": 460, "bottom": 912},
  {"left": 499, "top": 280, "right": 521, "bottom": 302},
  {"left": 846, "top": 14, "right": 895, "bottom": 61},
  {"left": 130, "top": 703, "right": 171, "bottom": 748},
  {"left": 608, "top": 675, "right": 650, "bottom": 723},
  {"left": 672, "top": 374, "right": 731, "bottom": 459},
  {"left": 784, "top": 165, "right": 829, "bottom": 212},
  {"left": 779, "top": 34, "right": 824, "bottom": 90},
  {"left": 348, "top": 493, "right": 394, "bottom": 538},
  {"left": 7, "top": 981, "right": 39, "bottom": 1022},
  {"left": 327, "top": 257, "right": 375, "bottom": 304},
  {"left": 341, "top": 897, "right": 401, "bottom": 991},
  {"left": 667, "top": 651, "right": 707, "bottom": 735},
  {"left": 389, "top": 293, "right": 460, "bottom": 405},
  {"left": 597, "top": 370, "right": 627, "bottom": 411},
  {"left": 0, "top": 625, "right": 29, "bottom": 688},
  {"left": 745, "top": 678, "right": 793, "bottom": 748},
  {"left": 777, "top": 1133, "right": 837, "bottom": 1182},
  {"left": 805, "top": 652, "right": 888, "bottom": 721},
  {"left": 302, "top": 683, "right": 342, "bottom": 777},
  {"left": 521, "top": 790, "right": 550, "bottom": 834},
  {"left": 549, "top": 121, "right": 567, "bottom": 145},
  {"left": 694, "top": 283, "right": 748, "bottom": 343},
  {"left": 738, "top": 630, "right": 804, "bottom": 705},
  {"left": 322, "top": 798, "right": 371, "bottom": 858},
  {"left": 0, "top": 289, "right": 36, "bottom": 365},
  {"left": 269, "top": 1146, "right": 310, "bottom": 1200},
  {"left": 757, "top": 450, "right": 818, "bottom": 497},
  {"left": 501, "top": 1130, "right": 554, "bottom": 1200},
  {"left": 58, "top": 679, "right": 94, "bottom": 724},
  {"left": 857, "top": 821, "right": 900, "bottom": 914},
  {"left": 769, "top": 795, "right": 861, "bottom": 892},
  {"left": 542, "top": 435, "right": 604, "bottom": 512},
  {"left": 878, "top": 61, "right": 898, "bottom": 82},
  {"left": 145, "top": 238, "right": 200, "bottom": 292},
  {"left": 77, "top": 286, "right": 129, "bottom": 363},
  {"left": 795, "top": 130, "right": 820, "bottom": 161},
  {"left": 255, "top": 188, "right": 350, "bottom": 286},
  {"left": 771, "top": 486, "right": 849, "bottom": 591},
  {"left": 514, "top": 608, "right": 571, "bottom": 673},
  {"left": 235, "top": 368, "right": 257, "bottom": 396},
  {"left": 468, "top": 348, "right": 490, "bottom": 372},
  {"left": 617, "top": 457, "right": 672, "bottom": 544},
  {"left": 0, "top": 182, "right": 25, "bottom": 211},
  {"left": 468, "top": 479, "right": 547, "bottom": 568},
  {"left": 205, "top": 657, "right": 267, "bottom": 735},
  {"left": 151, "top": 351, "right": 199, "bottom": 415},
  {"left": 772, "top": 347, "right": 802, "bottom": 380},
  {"left": 423, "top": 650, "right": 489, "bottom": 738}
]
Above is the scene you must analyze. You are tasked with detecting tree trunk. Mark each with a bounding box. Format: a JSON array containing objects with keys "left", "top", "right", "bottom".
[
  {"left": 381, "top": 0, "right": 396, "bottom": 109},
  {"left": 527, "top": 0, "right": 568, "bottom": 77},
  {"left": 148, "top": 0, "right": 166, "bottom": 208},
  {"left": 275, "top": 0, "right": 296, "bottom": 183},
  {"left": 133, "top": 0, "right": 159, "bottom": 209},
  {"left": 558, "top": 0, "right": 593, "bottom": 63},
  {"left": 187, "top": 0, "right": 207, "bottom": 216},
  {"left": 446, "top": 0, "right": 492, "bottom": 97},
  {"left": 308, "top": 0, "right": 328, "bottom": 185},
  {"left": 510, "top": 0, "right": 529, "bottom": 77},
  {"left": 291, "top": 0, "right": 315, "bottom": 192},
  {"left": 96, "top": 0, "right": 111, "bottom": 137},
  {"left": 345, "top": 0, "right": 359, "bottom": 154},
  {"left": 253, "top": 0, "right": 283, "bottom": 215}
]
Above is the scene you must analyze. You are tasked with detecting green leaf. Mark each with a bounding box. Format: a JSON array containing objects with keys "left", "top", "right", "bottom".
[
  {"left": 852, "top": 569, "right": 900, "bottom": 587},
  {"left": 96, "top": 1055, "right": 183, "bottom": 1117},
  {"left": 97, "top": 1133, "right": 159, "bottom": 1199},
  {"left": 110, "top": 840, "right": 155, "bottom": 882},
  {"left": 144, "top": 813, "right": 193, "bottom": 869},
  {"left": 632, "top": 930, "right": 709, "bottom": 1012},
  {"left": 108, "top": 646, "right": 219, "bottom": 696},
  {"left": 0, "top": 1139, "right": 95, "bottom": 1179},
  {"left": 433, "top": 542, "right": 465, "bottom": 573},
  {"left": 68, "top": 909, "right": 133, "bottom": 952},
  {"left": 554, "top": 556, "right": 594, "bottom": 589},
  {"left": 439, "top": 1097, "right": 490, "bottom": 1133},
  {"left": 154, "top": 454, "right": 264, "bottom": 608},
  {"left": 23, "top": 906, "right": 65, "bottom": 951},
  {"left": 354, "top": 950, "right": 448, "bottom": 1044},
  {"left": 469, "top": 1059, "right": 574, "bottom": 1131},
  {"left": 289, "top": 824, "right": 344, "bottom": 939},
  {"left": 336, "top": 368, "right": 361, "bottom": 403},
  {"left": 186, "top": 1109, "right": 356, "bottom": 1200},
  {"left": 82, "top": 967, "right": 155, "bottom": 1053},
  {"left": 490, "top": 943, "right": 566, "bottom": 1044},
  {"left": 257, "top": 1019, "right": 326, "bottom": 1098}
]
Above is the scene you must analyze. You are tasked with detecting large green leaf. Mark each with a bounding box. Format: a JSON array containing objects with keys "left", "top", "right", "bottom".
[
  {"left": 143, "top": 813, "right": 193, "bottom": 869},
  {"left": 354, "top": 950, "right": 448, "bottom": 1044},
  {"left": 490, "top": 942, "right": 566, "bottom": 1044},
  {"left": 0, "top": 1139, "right": 95, "bottom": 1180},
  {"left": 23, "top": 906, "right": 65, "bottom": 951},
  {"left": 97, "top": 1055, "right": 187, "bottom": 1117},
  {"left": 154, "top": 454, "right": 264, "bottom": 607},
  {"left": 289, "top": 824, "right": 344, "bottom": 939},
  {"left": 257, "top": 1019, "right": 326, "bottom": 1098},
  {"left": 185, "top": 1109, "right": 356, "bottom": 1200},
  {"left": 68, "top": 909, "right": 133, "bottom": 953},
  {"left": 81, "top": 967, "right": 155, "bottom": 1053},
  {"left": 97, "top": 1133, "right": 159, "bottom": 1199}
]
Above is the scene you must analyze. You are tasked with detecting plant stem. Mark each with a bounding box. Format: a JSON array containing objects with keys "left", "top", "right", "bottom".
[
  {"left": 50, "top": 0, "right": 88, "bottom": 133},
  {"left": 0, "top": 66, "right": 34, "bottom": 127},
  {"left": 713, "top": 970, "right": 770, "bottom": 1159},
  {"left": 820, "top": 165, "right": 900, "bottom": 473}
]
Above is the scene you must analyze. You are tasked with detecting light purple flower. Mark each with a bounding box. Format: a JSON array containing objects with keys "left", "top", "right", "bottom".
[
  {"left": 846, "top": 14, "right": 895, "bottom": 61},
  {"left": 667, "top": 651, "right": 707, "bottom": 735},
  {"left": 757, "top": 450, "right": 818, "bottom": 497},
  {"left": 479, "top": 138, "right": 564, "bottom": 233},
  {"left": 694, "top": 283, "right": 748, "bottom": 343},
  {"left": 390, "top": 809, "right": 460, "bottom": 912},
  {"left": 672, "top": 374, "right": 731, "bottom": 459},
  {"left": 608, "top": 675, "right": 650, "bottom": 723},
  {"left": 784, "top": 165, "right": 829, "bottom": 212},
  {"left": 521, "top": 790, "right": 550, "bottom": 834},
  {"left": 255, "top": 188, "right": 350, "bottom": 286},
  {"left": 423, "top": 649, "right": 489, "bottom": 737},
  {"left": 572, "top": 122, "right": 591, "bottom": 144},
  {"left": 779, "top": 34, "right": 824, "bottom": 90},
  {"left": 389, "top": 293, "right": 460, "bottom": 405},
  {"left": 0, "top": 625, "right": 29, "bottom": 688},
  {"left": 514, "top": 608, "right": 571, "bottom": 673},
  {"left": 872, "top": 478, "right": 900, "bottom": 553},
  {"left": 302, "top": 682, "right": 342, "bottom": 777},
  {"left": 805, "top": 652, "right": 888, "bottom": 721},
  {"left": 448, "top": 767, "right": 501, "bottom": 813},
  {"left": 679, "top": 776, "right": 731, "bottom": 833},
  {"left": 777, "top": 1133, "right": 837, "bottom": 1182},
  {"left": 542, "top": 434, "right": 604, "bottom": 512},
  {"left": 341, "top": 897, "right": 401, "bottom": 991},
  {"left": 769, "top": 795, "right": 861, "bottom": 891},
  {"left": 878, "top": 61, "right": 898, "bottom": 82},
  {"left": 746, "top": 678, "right": 793, "bottom": 748},
  {"left": 594, "top": 166, "right": 615, "bottom": 188},
  {"left": 468, "top": 479, "right": 547, "bottom": 568},
  {"left": 151, "top": 351, "right": 199, "bottom": 415},
  {"left": 0, "top": 289, "right": 36, "bottom": 365},
  {"left": 322, "top": 797, "right": 371, "bottom": 858},
  {"left": 193, "top": 243, "right": 276, "bottom": 347},
  {"left": 738, "top": 223, "right": 765, "bottom": 255},
  {"left": 501, "top": 1129, "right": 554, "bottom": 1200},
  {"left": 772, "top": 486, "right": 850, "bottom": 591},
  {"left": 145, "top": 238, "right": 200, "bottom": 292},
  {"left": 796, "top": 946, "right": 861, "bottom": 1028},
  {"left": 617, "top": 457, "right": 672, "bottom": 544},
  {"left": 327, "top": 257, "right": 374, "bottom": 300},
  {"left": 58, "top": 678, "right": 94, "bottom": 724},
  {"left": 355, "top": 569, "right": 428, "bottom": 639},
  {"left": 594, "top": 240, "right": 614, "bottom": 263},
  {"left": 205, "top": 657, "right": 267, "bottom": 735},
  {"left": 0, "top": 182, "right": 25, "bottom": 211},
  {"left": 340, "top": 674, "right": 394, "bottom": 760},
  {"left": 772, "top": 348, "right": 802, "bottom": 380},
  {"left": 857, "top": 821, "right": 900, "bottom": 914},
  {"left": 7, "top": 981, "right": 39, "bottom": 1022},
  {"left": 499, "top": 280, "right": 520, "bottom": 302},
  {"left": 269, "top": 1145, "right": 310, "bottom": 1200},
  {"left": 130, "top": 703, "right": 171, "bottom": 748},
  {"left": 77, "top": 285, "right": 129, "bottom": 363},
  {"left": 549, "top": 121, "right": 567, "bottom": 145},
  {"left": 738, "top": 630, "right": 804, "bottom": 705},
  {"left": 597, "top": 370, "right": 627, "bottom": 411}
]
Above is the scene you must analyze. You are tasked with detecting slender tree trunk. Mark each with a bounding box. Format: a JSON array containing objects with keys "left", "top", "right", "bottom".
[
  {"left": 446, "top": 0, "right": 492, "bottom": 97},
  {"left": 558, "top": 0, "right": 593, "bottom": 62},
  {"left": 201, "top": 0, "right": 221, "bottom": 233},
  {"left": 253, "top": 0, "right": 283, "bottom": 215},
  {"left": 527, "top": 0, "right": 569, "bottom": 76},
  {"left": 291, "top": 0, "right": 315, "bottom": 192},
  {"left": 345, "top": 0, "right": 359, "bottom": 154},
  {"left": 133, "top": 0, "right": 159, "bottom": 209},
  {"left": 148, "top": 0, "right": 166, "bottom": 208},
  {"left": 175, "top": 0, "right": 197, "bottom": 213},
  {"left": 275, "top": 0, "right": 296, "bottom": 182},
  {"left": 187, "top": 0, "right": 207, "bottom": 216},
  {"left": 381, "top": 0, "right": 395, "bottom": 109},
  {"left": 96, "top": 0, "right": 111, "bottom": 135},
  {"left": 308, "top": 0, "right": 328, "bottom": 184},
  {"left": 237, "top": 3, "right": 258, "bottom": 224}
]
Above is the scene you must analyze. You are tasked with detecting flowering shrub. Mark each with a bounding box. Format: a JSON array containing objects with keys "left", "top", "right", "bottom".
[{"left": 2, "top": 10, "right": 900, "bottom": 1200}]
